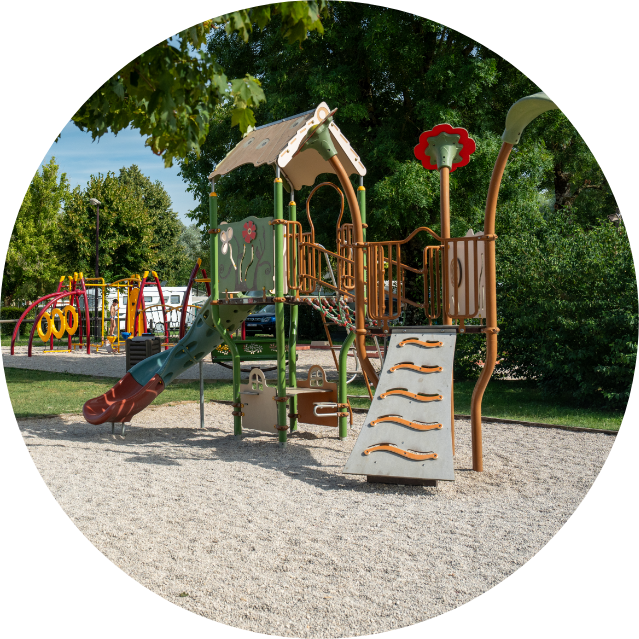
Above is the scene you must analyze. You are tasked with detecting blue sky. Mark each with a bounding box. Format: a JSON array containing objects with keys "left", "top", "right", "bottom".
[{"left": 41, "top": 122, "right": 201, "bottom": 224}]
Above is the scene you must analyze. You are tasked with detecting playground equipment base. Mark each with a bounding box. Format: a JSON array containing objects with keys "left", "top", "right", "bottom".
[{"left": 367, "top": 475, "right": 438, "bottom": 487}]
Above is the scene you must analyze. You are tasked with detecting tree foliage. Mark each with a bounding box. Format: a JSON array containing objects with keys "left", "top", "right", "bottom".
[
  {"left": 2, "top": 158, "right": 69, "bottom": 303},
  {"left": 497, "top": 215, "right": 636, "bottom": 409},
  {"left": 57, "top": 166, "right": 190, "bottom": 285},
  {"left": 71, "top": 2, "right": 329, "bottom": 167},
  {"left": 177, "top": 3, "right": 633, "bottom": 409},
  {"left": 60, "top": 173, "right": 154, "bottom": 282},
  {"left": 116, "top": 165, "right": 191, "bottom": 283}
]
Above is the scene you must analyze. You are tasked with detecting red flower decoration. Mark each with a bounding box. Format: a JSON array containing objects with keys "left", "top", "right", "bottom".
[
  {"left": 242, "top": 220, "right": 257, "bottom": 243},
  {"left": 414, "top": 123, "right": 476, "bottom": 173}
]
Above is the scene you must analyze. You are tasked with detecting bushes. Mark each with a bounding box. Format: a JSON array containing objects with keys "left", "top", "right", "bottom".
[
  {"left": 1, "top": 306, "right": 30, "bottom": 337},
  {"left": 453, "top": 329, "right": 486, "bottom": 382},
  {"left": 496, "top": 216, "right": 637, "bottom": 410}
]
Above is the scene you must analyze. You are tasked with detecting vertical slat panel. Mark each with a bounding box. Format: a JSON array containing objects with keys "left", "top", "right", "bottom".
[
  {"left": 473, "top": 238, "right": 479, "bottom": 314},
  {"left": 464, "top": 238, "right": 470, "bottom": 317},
  {"left": 378, "top": 245, "right": 385, "bottom": 317}
]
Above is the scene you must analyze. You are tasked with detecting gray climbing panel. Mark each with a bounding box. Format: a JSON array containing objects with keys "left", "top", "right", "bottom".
[{"left": 343, "top": 328, "right": 456, "bottom": 482}]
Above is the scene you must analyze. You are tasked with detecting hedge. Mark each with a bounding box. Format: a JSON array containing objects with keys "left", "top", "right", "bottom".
[{"left": 0, "top": 306, "right": 31, "bottom": 336}]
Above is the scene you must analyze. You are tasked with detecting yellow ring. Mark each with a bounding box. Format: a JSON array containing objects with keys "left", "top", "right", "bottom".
[
  {"left": 50, "top": 308, "right": 66, "bottom": 339},
  {"left": 63, "top": 305, "right": 78, "bottom": 336},
  {"left": 37, "top": 312, "right": 53, "bottom": 341}
]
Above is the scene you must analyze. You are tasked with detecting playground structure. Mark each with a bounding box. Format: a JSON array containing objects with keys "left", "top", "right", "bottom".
[
  {"left": 9, "top": 266, "right": 215, "bottom": 356},
  {"left": 82, "top": 93, "right": 558, "bottom": 483}
]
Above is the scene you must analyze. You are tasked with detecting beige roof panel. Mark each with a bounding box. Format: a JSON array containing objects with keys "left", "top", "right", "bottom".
[{"left": 209, "top": 103, "right": 366, "bottom": 191}]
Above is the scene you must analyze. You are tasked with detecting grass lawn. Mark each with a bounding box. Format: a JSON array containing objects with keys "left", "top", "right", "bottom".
[{"left": 3, "top": 367, "right": 623, "bottom": 431}]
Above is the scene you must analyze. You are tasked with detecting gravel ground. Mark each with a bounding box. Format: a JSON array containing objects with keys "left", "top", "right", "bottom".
[
  {"left": 18, "top": 401, "right": 615, "bottom": 638},
  {"left": 6, "top": 344, "right": 616, "bottom": 633}
]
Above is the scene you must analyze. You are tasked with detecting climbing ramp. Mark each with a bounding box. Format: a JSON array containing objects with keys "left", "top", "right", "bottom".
[{"left": 343, "top": 328, "right": 456, "bottom": 484}]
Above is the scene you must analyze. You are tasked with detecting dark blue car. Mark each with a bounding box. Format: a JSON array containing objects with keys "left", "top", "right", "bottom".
[{"left": 245, "top": 304, "right": 276, "bottom": 336}]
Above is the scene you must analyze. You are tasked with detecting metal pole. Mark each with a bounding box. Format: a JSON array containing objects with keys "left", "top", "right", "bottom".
[
  {"left": 288, "top": 189, "right": 298, "bottom": 433},
  {"left": 274, "top": 168, "right": 287, "bottom": 446},
  {"left": 470, "top": 143, "right": 512, "bottom": 472},
  {"left": 209, "top": 179, "right": 242, "bottom": 439},
  {"left": 338, "top": 330, "right": 356, "bottom": 439},
  {"left": 94, "top": 203, "right": 99, "bottom": 341},
  {"left": 199, "top": 359, "right": 204, "bottom": 428},
  {"left": 439, "top": 167, "right": 451, "bottom": 326},
  {"left": 358, "top": 178, "right": 367, "bottom": 317},
  {"left": 327, "top": 156, "right": 378, "bottom": 388}
]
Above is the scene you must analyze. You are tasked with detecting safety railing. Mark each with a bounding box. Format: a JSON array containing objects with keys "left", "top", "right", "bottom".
[
  {"left": 442, "top": 234, "right": 486, "bottom": 321},
  {"left": 366, "top": 241, "right": 404, "bottom": 324},
  {"left": 424, "top": 245, "right": 442, "bottom": 321},
  {"left": 284, "top": 221, "right": 358, "bottom": 298},
  {"left": 285, "top": 217, "right": 486, "bottom": 328},
  {"left": 365, "top": 227, "right": 442, "bottom": 329},
  {"left": 337, "top": 223, "right": 355, "bottom": 291}
]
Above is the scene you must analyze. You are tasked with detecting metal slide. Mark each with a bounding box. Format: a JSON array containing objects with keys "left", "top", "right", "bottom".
[
  {"left": 343, "top": 328, "right": 457, "bottom": 482},
  {"left": 83, "top": 298, "right": 254, "bottom": 425}
]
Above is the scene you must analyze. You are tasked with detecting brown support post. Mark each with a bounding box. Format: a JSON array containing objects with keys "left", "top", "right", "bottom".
[
  {"left": 328, "top": 155, "right": 379, "bottom": 388},
  {"left": 470, "top": 142, "right": 513, "bottom": 471},
  {"left": 439, "top": 165, "right": 455, "bottom": 455},
  {"left": 440, "top": 166, "right": 452, "bottom": 328}
]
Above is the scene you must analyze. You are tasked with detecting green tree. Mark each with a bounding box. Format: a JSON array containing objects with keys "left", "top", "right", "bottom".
[
  {"left": 177, "top": 3, "right": 634, "bottom": 408},
  {"left": 116, "top": 165, "right": 188, "bottom": 284},
  {"left": 59, "top": 173, "right": 154, "bottom": 282},
  {"left": 59, "top": 167, "right": 192, "bottom": 285},
  {"left": 178, "top": 3, "right": 563, "bottom": 325},
  {"left": 2, "top": 158, "right": 69, "bottom": 303},
  {"left": 70, "top": 2, "right": 329, "bottom": 168},
  {"left": 181, "top": 4, "right": 614, "bottom": 234},
  {"left": 169, "top": 223, "right": 209, "bottom": 285},
  {"left": 496, "top": 215, "right": 636, "bottom": 409}
]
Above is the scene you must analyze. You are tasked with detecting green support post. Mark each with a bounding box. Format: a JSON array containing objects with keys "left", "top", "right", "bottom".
[
  {"left": 338, "top": 331, "right": 356, "bottom": 439},
  {"left": 209, "top": 181, "right": 243, "bottom": 439},
  {"left": 288, "top": 191, "right": 298, "bottom": 433},
  {"left": 274, "top": 172, "right": 288, "bottom": 445}
]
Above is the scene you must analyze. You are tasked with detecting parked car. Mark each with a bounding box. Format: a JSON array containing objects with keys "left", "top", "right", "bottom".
[{"left": 244, "top": 304, "right": 276, "bottom": 337}]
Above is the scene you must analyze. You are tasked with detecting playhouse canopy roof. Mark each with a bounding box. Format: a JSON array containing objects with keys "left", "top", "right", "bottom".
[{"left": 208, "top": 103, "right": 366, "bottom": 191}]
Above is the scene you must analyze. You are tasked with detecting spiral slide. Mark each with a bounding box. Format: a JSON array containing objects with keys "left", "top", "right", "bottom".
[{"left": 83, "top": 300, "right": 254, "bottom": 425}]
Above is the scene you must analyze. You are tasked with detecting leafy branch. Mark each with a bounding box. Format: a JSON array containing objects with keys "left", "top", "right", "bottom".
[{"left": 70, "top": 2, "right": 330, "bottom": 167}]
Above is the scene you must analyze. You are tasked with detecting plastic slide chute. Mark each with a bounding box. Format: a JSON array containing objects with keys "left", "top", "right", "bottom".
[{"left": 83, "top": 298, "right": 254, "bottom": 425}]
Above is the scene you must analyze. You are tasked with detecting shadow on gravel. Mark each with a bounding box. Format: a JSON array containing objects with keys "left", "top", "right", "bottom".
[{"left": 18, "top": 416, "right": 444, "bottom": 497}]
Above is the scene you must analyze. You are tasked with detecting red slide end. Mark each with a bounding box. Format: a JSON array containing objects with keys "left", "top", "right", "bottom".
[{"left": 83, "top": 373, "right": 165, "bottom": 425}]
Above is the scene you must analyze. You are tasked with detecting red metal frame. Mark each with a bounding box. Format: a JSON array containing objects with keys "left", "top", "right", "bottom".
[
  {"left": 133, "top": 271, "right": 169, "bottom": 350},
  {"left": 18, "top": 275, "right": 91, "bottom": 356},
  {"left": 11, "top": 280, "right": 89, "bottom": 356},
  {"left": 147, "top": 271, "right": 170, "bottom": 349},
  {"left": 132, "top": 275, "right": 149, "bottom": 337},
  {"left": 179, "top": 259, "right": 203, "bottom": 339}
]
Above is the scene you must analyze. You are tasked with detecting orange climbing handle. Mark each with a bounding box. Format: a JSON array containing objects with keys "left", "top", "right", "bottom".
[
  {"left": 379, "top": 389, "right": 442, "bottom": 402},
  {"left": 363, "top": 444, "right": 438, "bottom": 461},
  {"left": 389, "top": 363, "right": 442, "bottom": 374},
  {"left": 398, "top": 339, "right": 442, "bottom": 348},
  {"left": 369, "top": 416, "right": 442, "bottom": 431}
]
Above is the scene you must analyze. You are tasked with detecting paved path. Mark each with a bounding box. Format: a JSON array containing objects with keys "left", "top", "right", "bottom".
[{"left": 2, "top": 345, "right": 359, "bottom": 382}]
